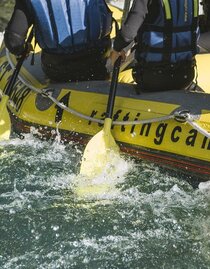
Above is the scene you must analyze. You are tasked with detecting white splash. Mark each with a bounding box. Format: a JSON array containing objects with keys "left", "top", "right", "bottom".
[{"left": 73, "top": 153, "right": 133, "bottom": 201}]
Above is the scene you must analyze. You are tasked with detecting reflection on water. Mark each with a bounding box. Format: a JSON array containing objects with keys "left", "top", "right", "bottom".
[{"left": 0, "top": 134, "right": 210, "bottom": 268}]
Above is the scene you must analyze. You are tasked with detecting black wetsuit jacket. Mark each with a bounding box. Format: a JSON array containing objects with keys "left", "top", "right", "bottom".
[
  {"left": 113, "top": 0, "right": 158, "bottom": 52},
  {"left": 4, "top": 0, "right": 32, "bottom": 56}
]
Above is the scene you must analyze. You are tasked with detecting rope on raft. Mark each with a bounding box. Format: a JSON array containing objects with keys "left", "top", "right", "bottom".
[{"left": 6, "top": 49, "right": 210, "bottom": 139}]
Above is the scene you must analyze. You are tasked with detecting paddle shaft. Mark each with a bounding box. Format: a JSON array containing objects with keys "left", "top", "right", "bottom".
[
  {"left": 79, "top": 56, "right": 121, "bottom": 177},
  {"left": 106, "top": 56, "right": 122, "bottom": 119},
  {"left": 4, "top": 28, "right": 34, "bottom": 96}
]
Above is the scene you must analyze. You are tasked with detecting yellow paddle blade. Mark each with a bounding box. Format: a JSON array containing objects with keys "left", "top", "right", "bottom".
[
  {"left": 0, "top": 95, "right": 11, "bottom": 141},
  {"left": 75, "top": 182, "right": 116, "bottom": 199},
  {"left": 80, "top": 118, "right": 119, "bottom": 178}
]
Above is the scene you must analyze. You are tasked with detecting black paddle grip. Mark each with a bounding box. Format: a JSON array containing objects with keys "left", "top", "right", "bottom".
[
  {"left": 5, "top": 28, "right": 34, "bottom": 96},
  {"left": 106, "top": 56, "right": 122, "bottom": 118}
]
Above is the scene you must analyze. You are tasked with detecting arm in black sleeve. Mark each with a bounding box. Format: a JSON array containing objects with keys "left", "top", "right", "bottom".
[
  {"left": 4, "top": 0, "right": 32, "bottom": 56},
  {"left": 114, "top": 0, "right": 150, "bottom": 51}
]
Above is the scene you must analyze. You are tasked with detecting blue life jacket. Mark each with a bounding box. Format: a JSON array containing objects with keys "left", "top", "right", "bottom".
[
  {"left": 136, "top": 0, "right": 199, "bottom": 63},
  {"left": 27, "top": 0, "right": 112, "bottom": 54}
]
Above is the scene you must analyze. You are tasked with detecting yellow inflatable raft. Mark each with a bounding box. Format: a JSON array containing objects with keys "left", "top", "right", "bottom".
[{"left": 0, "top": 5, "right": 210, "bottom": 181}]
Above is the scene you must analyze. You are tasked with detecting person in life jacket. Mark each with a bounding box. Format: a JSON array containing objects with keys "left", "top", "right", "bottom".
[
  {"left": 4, "top": 0, "right": 113, "bottom": 82},
  {"left": 110, "top": 0, "right": 200, "bottom": 92}
]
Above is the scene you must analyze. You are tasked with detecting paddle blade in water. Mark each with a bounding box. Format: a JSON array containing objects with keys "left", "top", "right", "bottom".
[
  {"left": 80, "top": 118, "right": 119, "bottom": 178},
  {"left": 0, "top": 95, "right": 11, "bottom": 140}
]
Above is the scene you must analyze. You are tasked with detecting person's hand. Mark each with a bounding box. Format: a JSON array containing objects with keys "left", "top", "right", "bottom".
[
  {"left": 110, "top": 49, "right": 126, "bottom": 66},
  {"left": 15, "top": 42, "right": 33, "bottom": 61},
  {"left": 106, "top": 49, "right": 126, "bottom": 72}
]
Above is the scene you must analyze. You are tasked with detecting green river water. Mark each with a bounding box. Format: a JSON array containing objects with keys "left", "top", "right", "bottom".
[{"left": 1, "top": 2, "right": 210, "bottom": 269}]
